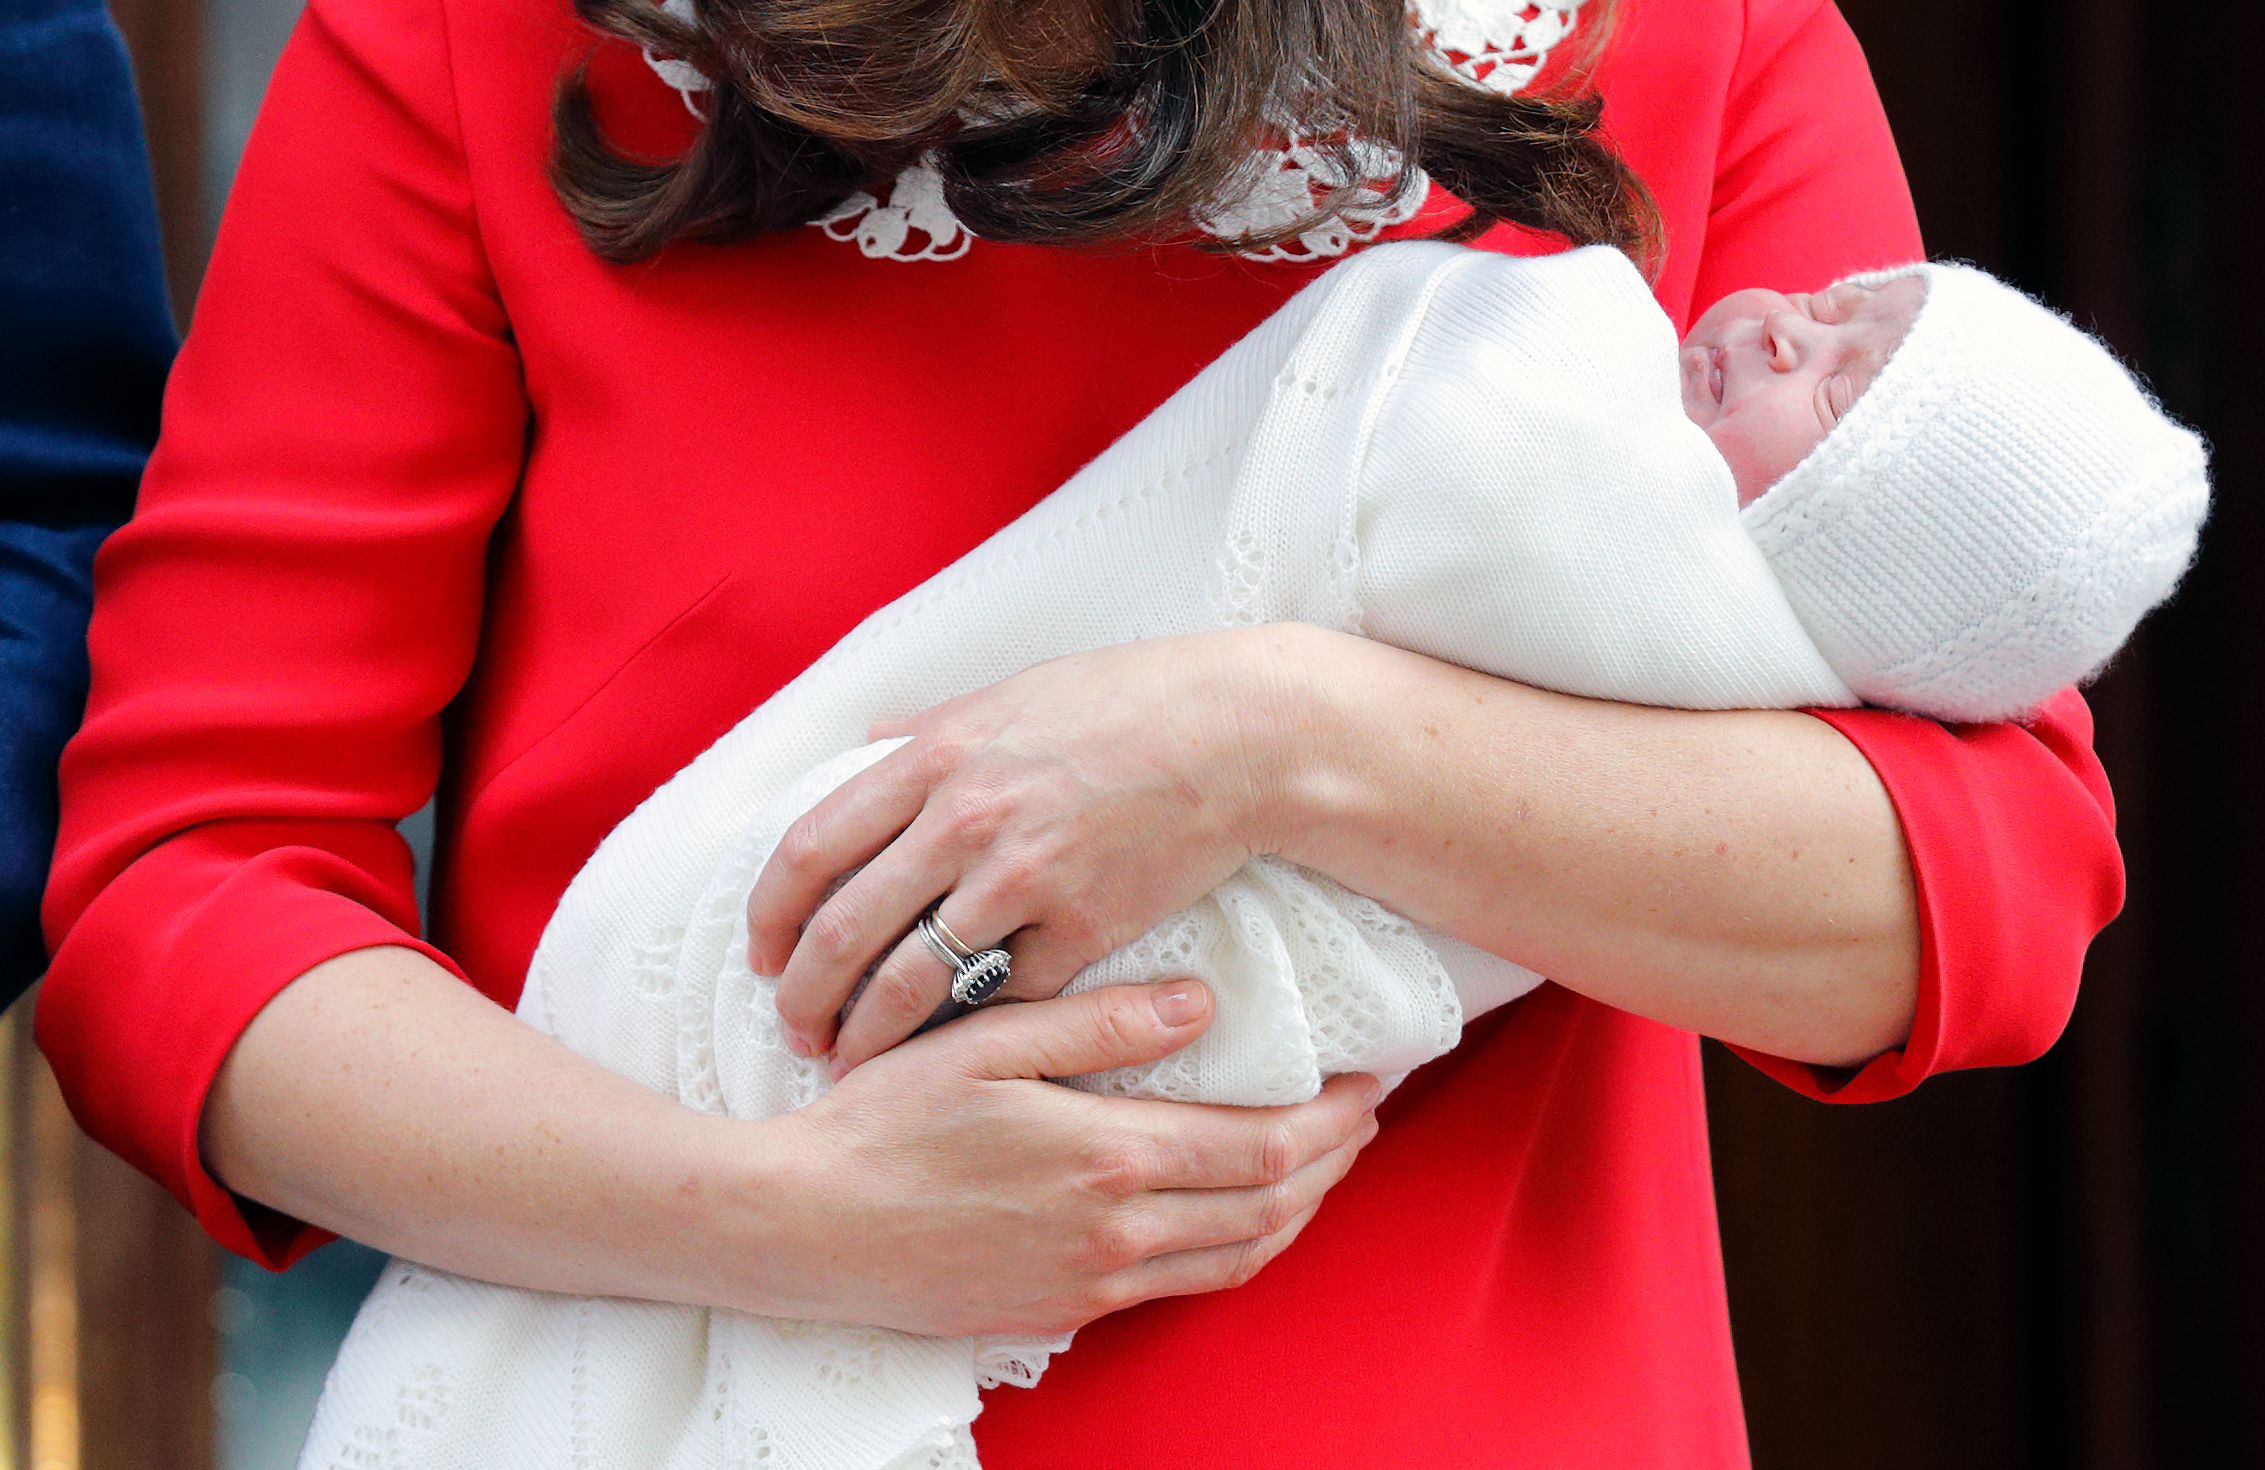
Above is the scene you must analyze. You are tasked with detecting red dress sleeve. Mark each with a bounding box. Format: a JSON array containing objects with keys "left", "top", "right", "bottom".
[
  {"left": 1674, "top": 0, "right": 2127, "bottom": 1098},
  {"left": 1741, "top": 693, "right": 2124, "bottom": 1099},
  {"left": 37, "top": 0, "right": 526, "bottom": 1265}
]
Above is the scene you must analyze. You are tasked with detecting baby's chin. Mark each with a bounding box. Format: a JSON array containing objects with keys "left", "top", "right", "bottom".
[{"left": 1705, "top": 423, "right": 1820, "bottom": 510}]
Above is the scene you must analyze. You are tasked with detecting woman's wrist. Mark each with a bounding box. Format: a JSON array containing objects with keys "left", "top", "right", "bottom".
[
  {"left": 1218, "top": 621, "right": 1379, "bottom": 863},
  {"left": 200, "top": 945, "right": 811, "bottom": 1311},
  {"left": 634, "top": 1114, "right": 810, "bottom": 1304},
  {"left": 1231, "top": 623, "right": 1463, "bottom": 881}
]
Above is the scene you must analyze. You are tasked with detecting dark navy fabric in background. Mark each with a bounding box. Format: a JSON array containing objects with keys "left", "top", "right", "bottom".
[{"left": 1, "top": 0, "right": 175, "bottom": 1001}]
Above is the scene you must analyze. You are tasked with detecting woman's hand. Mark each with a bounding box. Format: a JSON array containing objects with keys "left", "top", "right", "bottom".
[
  {"left": 202, "top": 947, "right": 1381, "bottom": 1329},
  {"left": 756, "top": 979, "right": 1381, "bottom": 1336},
  {"left": 750, "top": 627, "right": 1310, "bottom": 1071}
]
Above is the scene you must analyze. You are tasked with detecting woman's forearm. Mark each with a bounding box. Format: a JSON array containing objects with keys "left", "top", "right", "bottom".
[
  {"left": 1259, "top": 625, "right": 1920, "bottom": 1068},
  {"left": 201, "top": 945, "right": 793, "bottom": 1308}
]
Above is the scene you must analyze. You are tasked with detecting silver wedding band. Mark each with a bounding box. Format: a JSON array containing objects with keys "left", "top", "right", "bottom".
[{"left": 918, "top": 909, "right": 1013, "bottom": 1006}]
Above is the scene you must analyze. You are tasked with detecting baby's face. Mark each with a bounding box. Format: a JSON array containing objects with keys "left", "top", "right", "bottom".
[{"left": 1680, "top": 275, "right": 1926, "bottom": 506}]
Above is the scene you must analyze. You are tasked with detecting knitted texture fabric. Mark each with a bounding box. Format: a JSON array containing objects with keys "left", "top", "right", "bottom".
[
  {"left": 1744, "top": 261, "right": 2210, "bottom": 722},
  {"left": 297, "top": 242, "right": 2186, "bottom": 1470}
]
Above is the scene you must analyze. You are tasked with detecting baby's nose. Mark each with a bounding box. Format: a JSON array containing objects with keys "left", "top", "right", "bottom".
[{"left": 1763, "top": 309, "right": 1812, "bottom": 365}]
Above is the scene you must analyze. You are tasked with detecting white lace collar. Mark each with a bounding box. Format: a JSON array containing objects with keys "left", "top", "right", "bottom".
[{"left": 646, "top": 0, "right": 1584, "bottom": 263}]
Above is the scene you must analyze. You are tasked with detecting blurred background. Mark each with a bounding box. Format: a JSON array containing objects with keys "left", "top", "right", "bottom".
[{"left": 0, "top": 0, "right": 2256, "bottom": 1463}]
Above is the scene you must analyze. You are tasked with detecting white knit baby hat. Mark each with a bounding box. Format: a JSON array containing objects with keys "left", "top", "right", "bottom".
[{"left": 1740, "top": 261, "right": 2210, "bottom": 722}]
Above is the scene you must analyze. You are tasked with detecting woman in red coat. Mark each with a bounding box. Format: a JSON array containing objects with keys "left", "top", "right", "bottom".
[{"left": 41, "top": 0, "right": 2121, "bottom": 1460}]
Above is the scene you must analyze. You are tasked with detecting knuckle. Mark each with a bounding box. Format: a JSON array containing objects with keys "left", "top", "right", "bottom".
[
  {"left": 1253, "top": 1118, "right": 1301, "bottom": 1184},
  {"left": 773, "top": 816, "right": 828, "bottom": 876},
  {"left": 1094, "top": 1277, "right": 1143, "bottom": 1316},
  {"left": 799, "top": 902, "right": 862, "bottom": 966},
  {"left": 866, "top": 962, "right": 935, "bottom": 1023},
  {"left": 985, "top": 845, "right": 1053, "bottom": 907},
  {"left": 938, "top": 788, "right": 1003, "bottom": 847},
  {"left": 1083, "top": 1146, "right": 1148, "bottom": 1197},
  {"left": 1077, "top": 1217, "right": 1144, "bottom": 1274},
  {"left": 1066, "top": 1285, "right": 1124, "bottom": 1327},
  {"left": 913, "top": 731, "right": 969, "bottom": 780},
  {"left": 1090, "top": 992, "right": 1157, "bottom": 1057},
  {"left": 1255, "top": 1180, "right": 1298, "bottom": 1238},
  {"left": 1226, "top": 1237, "right": 1272, "bottom": 1289}
]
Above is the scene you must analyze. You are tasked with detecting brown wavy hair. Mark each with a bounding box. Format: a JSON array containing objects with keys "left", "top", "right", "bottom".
[{"left": 551, "top": 0, "right": 1660, "bottom": 264}]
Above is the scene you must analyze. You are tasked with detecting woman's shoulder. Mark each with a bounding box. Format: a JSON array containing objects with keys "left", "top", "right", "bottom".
[
  {"left": 272, "top": 0, "right": 697, "bottom": 272},
  {"left": 288, "top": 0, "right": 645, "bottom": 146},
  {"left": 1606, "top": 0, "right": 1852, "bottom": 66}
]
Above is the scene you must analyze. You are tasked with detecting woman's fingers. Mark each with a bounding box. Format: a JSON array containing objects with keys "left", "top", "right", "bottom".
[
  {"left": 939, "top": 988, "right": 1378, "bottom": 1189},
  {"left": 1060, "top": 1124, "right": 1374, "bottom": 1322},
  {"left": 1098, "top": 1193, "right": 1336, "bottom": 1313},
  {"left": 744, "top": 739, "right": 930, "bottom": 979},
  {"left": 1128, "top": 1112, "right": 1376, "bottom": 1259},
  {"left": 941, "top": 987, "right": 1378, "bottom": 1189},
  {"left": 944, "top": 982, "right": 1217, "bottom": 1081},
  {"left": 1116, "top": 1070, "right": 1383, "bottom": 1190},
  {"left": 769, "top": 635, "right": 1300, "bottom": 1067},
  {"left": 767, "top": 821, "right": 966, "bottom": 1054},
  {"left": 827, "top": 885, "right": 1033, "bottom": 1071}
]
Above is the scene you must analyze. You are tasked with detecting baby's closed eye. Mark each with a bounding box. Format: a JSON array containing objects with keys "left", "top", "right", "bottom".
[{"left": 1821, "top": 373, "right": 1861, "bottom": 425}]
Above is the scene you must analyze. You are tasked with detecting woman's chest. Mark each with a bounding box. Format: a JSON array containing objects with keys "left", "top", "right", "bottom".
[{"left": 454, "top": 243, "right": 1312, "bottom": 791}]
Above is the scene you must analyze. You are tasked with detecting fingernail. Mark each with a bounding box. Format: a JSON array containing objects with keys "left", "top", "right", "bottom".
[
  {"left": 828, "top": 1055, "right": 850, "bottom": 1083},
  {"left": 784, "top": 1031, "right": 810, "bottom": 1058},
  {"left": 1152, "top": 982, "right": 1204, "bottom": 1027}
]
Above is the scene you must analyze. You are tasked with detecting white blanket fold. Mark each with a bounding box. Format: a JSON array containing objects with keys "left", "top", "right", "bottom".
[{"left": 299, "top": 242, "right": 1858, "bottom": 1470}]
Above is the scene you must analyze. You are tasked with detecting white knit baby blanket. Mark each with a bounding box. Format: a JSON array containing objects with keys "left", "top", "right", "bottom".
[{"left": 299, "top": 242, "right": 1858, "bottom": 1470}]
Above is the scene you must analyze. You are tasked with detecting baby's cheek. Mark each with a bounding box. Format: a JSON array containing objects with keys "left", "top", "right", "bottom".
[
  {"left": 1703, "top": 422, "right": 1762, "bottom": 505},
  {"left": 1711, "top": 417, "right": 1817, "bottom": 507}
]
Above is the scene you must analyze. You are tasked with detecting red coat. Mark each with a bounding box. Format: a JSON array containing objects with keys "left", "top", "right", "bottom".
[{"left": 42, "top": 0, "right": 2123, "bottom": 1460}]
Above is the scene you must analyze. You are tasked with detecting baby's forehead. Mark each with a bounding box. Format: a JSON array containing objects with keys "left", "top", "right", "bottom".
[
  {"left": 1815, "top": 280, "right": 1870, "bottom": 316},
  {"left": 1824, "top": 276, "right": 1928, "bottom": 382}
]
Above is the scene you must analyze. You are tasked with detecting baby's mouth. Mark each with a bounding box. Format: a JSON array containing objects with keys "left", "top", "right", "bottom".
[{"left": 1708, "top": 346, "right": 1725, "bottom": 405}]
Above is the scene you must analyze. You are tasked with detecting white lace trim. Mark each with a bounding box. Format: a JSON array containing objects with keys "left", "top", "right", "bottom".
[
  {"left": 643, "top": 0, "right": 1582, "bottom": 261},
  {"left": 646, "top": 0, "right": 709, "bottom": 113},
  {"left": 814, "top": 163, "right": 976, "bottom": 262},
  {"left": 1193, "top": 133, "right": 1428, "bottom": 266},
  {"left": 1414, "top": 0, "right": 1584, "bottom": 97}
]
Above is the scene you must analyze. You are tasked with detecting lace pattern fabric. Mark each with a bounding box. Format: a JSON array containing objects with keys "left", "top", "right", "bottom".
[{"left": 642, "top": 0, "right": 1583, "bottom": 262}]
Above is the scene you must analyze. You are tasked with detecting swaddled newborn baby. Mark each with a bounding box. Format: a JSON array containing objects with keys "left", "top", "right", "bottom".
[
  {"left": 301, "top": 245, "right": 2207, "bottom": 1470},
  {"left": 1673, "top": 257, "right": 2203, "bottom": 720}
]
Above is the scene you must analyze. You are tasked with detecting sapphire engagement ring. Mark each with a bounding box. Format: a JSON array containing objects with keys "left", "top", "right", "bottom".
[{"left": 917, "top": 909, "right": 1013, "bottom": 1006}]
